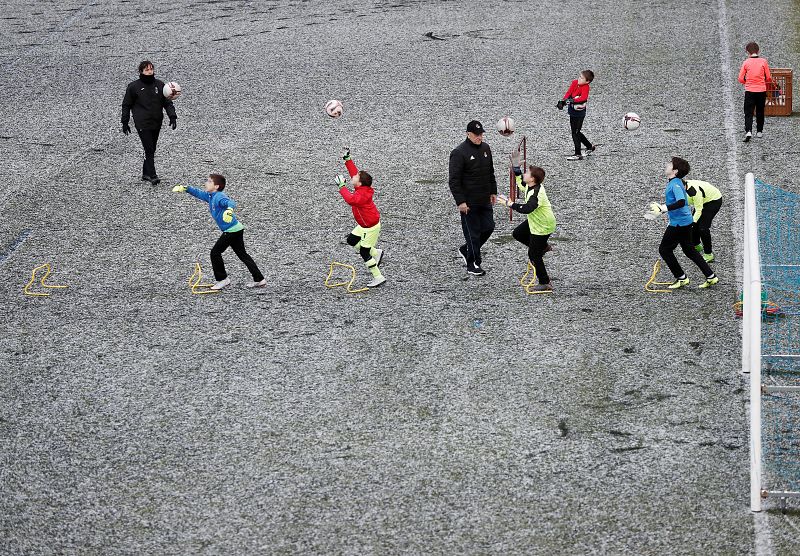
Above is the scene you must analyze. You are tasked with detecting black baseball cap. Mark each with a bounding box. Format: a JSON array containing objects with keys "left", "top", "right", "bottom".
[{"left": 466, "top": 120, "right": 485, "bottom": 134}]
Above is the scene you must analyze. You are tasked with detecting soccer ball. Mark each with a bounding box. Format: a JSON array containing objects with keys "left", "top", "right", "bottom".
[
  {"left": 325, "top": 99, "right": 343, "bottom": 118},
  {"left": 623, "top": 112, "right": 641, "bottom": 130},
  {"left": 163, "top": 82, "right": 181, "bottom": 100},
  {"left": 496, "top": 116, "right": 515, "bottom": 136}
]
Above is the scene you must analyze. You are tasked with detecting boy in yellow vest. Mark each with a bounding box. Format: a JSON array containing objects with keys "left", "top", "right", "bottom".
[
  {"left": 685, "top": 179, "right": 723, "bottom": 263},
  {"left": 497, "top": 164, "right": 556, "bottom": 291}
]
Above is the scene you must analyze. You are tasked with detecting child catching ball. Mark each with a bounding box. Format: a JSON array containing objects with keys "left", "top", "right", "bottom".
[{"left": 334, "top": 148, "right": 386, "bottom": 288}]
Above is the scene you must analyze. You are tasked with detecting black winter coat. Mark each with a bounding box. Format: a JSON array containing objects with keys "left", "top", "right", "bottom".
[
  {"left": 448, "top": 139, "right": 498, "bottom": 206},
  {"left": 121, "top": 77, "right": 177, "bottom": 130}
]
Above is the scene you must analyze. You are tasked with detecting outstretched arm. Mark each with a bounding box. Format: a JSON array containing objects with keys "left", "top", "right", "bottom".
[{"left": 186, "top": 186, "right": 211, "bottom": 203}]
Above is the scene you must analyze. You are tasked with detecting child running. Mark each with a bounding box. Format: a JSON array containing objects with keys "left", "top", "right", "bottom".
[
  {"left": 557, "top": 69, "right": 595, "bottom": 161},
  {"left": 334, "top": 148, "right": 386, "bottom": 288},
  {"left": 172, "top": 174, "right": 266, "bottom": 290},
  {"left": 738, "top": 41, "right": 772, "bottom": 142},
  {"left": 685, "top": 178, "right": 723, "bottom": 263},
  {"left": 496, "top": 162, "right": 556, "bottom": 292},
  {"left": 646, "top": 157, "right": 718, "bottom": 289}
]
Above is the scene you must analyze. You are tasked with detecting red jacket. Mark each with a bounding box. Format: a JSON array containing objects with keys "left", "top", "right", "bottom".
[
  {"left": 738, "top": 56, "right": 771, "bottom": 92},
  {"left": 563, "top": 80, "right": 590, "bottom": 103},
  {"left": 339, "top": 159, "right": 380, "bottom": 228}
]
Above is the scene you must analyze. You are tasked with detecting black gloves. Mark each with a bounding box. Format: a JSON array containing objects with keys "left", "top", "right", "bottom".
[
  {"left": 169, "top": 117, "right": 177, "bottom": 130},
  {"left": 556, "top": 100, "right": 566, "bottom": 110},
  {"left": 122, "top": 123, "right": 131, "bottom": 135}
]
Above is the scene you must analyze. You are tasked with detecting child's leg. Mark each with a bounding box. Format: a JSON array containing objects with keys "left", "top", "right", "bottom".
[
  {"left": 743, "top": 92, "right": 756, "bottom": 132},
  {"left": 755, "top": 91, "right": 767, "bottom": 132},
  {"left": 658, "top": 226, "right": 685, "bottom": 278},
  {"left": 696, "top": 199, "right": 722, "bottom": 255},
  {"left": 346, "top": 226, "right": 365, "bottom": 251},
  {"left": 512, "top": 221, "right": 531, "bottom": 246},
  {"left": 359, "top": 223, "right": 383, "bottom": 278},
  {"left": 210, "top": 233, "right": 233, "bottom": 281},
  {"left": 677, "top": 225, "right": 714, "bottom": 278},
  {"left": 528, "top": 234, "right": 551, "bottom": 284},
  {"left": 228, "top": 230, "right": 265, "bottom": 282},
  {"left": 691, "top": 223, "right": 702, "bottom": 251},
  {"left": 569, "top": 117, "right": 582, "bottom": 155}
]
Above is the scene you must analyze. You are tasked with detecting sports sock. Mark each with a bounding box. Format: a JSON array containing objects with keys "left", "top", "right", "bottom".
[{"left": 366, "top": 259, "right": 382, "bottom": 278}]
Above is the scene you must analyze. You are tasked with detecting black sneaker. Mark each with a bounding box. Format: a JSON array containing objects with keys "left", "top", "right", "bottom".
[
  {"left": 584, "top": 145, "right": 596, "bottom": 155},
  {"left": 458, "top": 245, "right": 468, "bottom": 267},
  {"left": 150, "top": 175, "right": 161, "bottom": 185},
  {"left": 467, "top": 263, "right": 486, "bottom": 276},
  {"left": 142, "top": 175, "right": 153, "bottom": 182}
]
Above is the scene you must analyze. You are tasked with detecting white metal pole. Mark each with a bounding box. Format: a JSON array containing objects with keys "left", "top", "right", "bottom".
[{"left": 745, "top": 172, "right": 763, "bottom": 512}]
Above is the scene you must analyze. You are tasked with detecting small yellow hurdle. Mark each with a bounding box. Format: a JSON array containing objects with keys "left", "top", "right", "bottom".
[
  {"left": 519, "top": 261, "right": 552, "bottom": 295},
  {"left": 645, "top": 260, "right": 674, "bottom": 293},
  {"left": 23, "top": 263, "right": 68, "bottom": 297},
  {"left": 325, "top": 261, "right": 368, "bottom": 294},
  {"left": 188, "top": 261, "right": 220, "bottom": 295}
]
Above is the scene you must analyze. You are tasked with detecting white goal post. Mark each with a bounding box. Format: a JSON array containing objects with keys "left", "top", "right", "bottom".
[{"left": 743, "top": 172, "right": 763, "bottom": 512}]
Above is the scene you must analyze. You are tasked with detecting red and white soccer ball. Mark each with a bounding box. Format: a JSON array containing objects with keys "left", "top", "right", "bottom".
[
  {"left": 163, "top": 82, "right": 182, "bottom": 100},
  {"left": 496, "top": 116, "right": 515, "bottom": 136},
  {"left": 325, "top": 99, "right": 343, "bottom": 118},
  {"left": 623, "top": 112, "right": 641, "bottom": 130}
]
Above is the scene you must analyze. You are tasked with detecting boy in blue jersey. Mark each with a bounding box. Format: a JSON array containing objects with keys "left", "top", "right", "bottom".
[
  {"left": 648, "top": 157, "right": 718, "bottom": 289},
  {"left": 172, "top": 174, "right": 266, "bottom": 290}
]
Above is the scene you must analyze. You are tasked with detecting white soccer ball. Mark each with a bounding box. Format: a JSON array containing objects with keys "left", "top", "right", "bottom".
[
  {"left": 163, "top": 81, "right": 182, "bottom": 100},
  {"left": 325, "top": 99, "right": 343, "bottom": 118},
  {"left": 496, "top": 116, "right": 514, "bottom": 137},
  {"left": 496, "top": 116, "right": 515, "bottom": 136},
  {"left": 623, "top": 112, "right": 641, "bottom": 130}
]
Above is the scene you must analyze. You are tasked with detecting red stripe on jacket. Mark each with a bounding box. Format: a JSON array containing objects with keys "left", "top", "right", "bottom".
[{"left": 340, "top": 159, "right": 380, "bottom": 228}]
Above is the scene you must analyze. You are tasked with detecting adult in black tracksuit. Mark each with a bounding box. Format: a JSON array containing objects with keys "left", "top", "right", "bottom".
[
  {"left": 449, "top": 120, "right": 497, "bottom": 276},
  {"left": 121, "top": 60, "right": 177, "bottom": 185}
]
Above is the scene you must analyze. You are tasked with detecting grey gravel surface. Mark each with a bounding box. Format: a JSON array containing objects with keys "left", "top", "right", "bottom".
[{"left": 1, "top": 0, "right": 800, "bottom": 554}]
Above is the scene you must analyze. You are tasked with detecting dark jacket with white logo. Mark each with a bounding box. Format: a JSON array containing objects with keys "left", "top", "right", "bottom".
[
  {"left": 448, "top": 139, "right": 498, "bottom": 206},
  {"left": 121, "top": 77, "right": 177, "bottom": 130}
]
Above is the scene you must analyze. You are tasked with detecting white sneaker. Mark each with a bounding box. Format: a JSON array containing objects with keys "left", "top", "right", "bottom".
[
  {"left": 566, "top": 154, "right": 583, "bottom": 161},
  {"left": 373, "top": 248, "right": 384, "bottom": 267},
  {"left": 367, "top": 276, "right": 386, "bottom": 288},
  {"left": 210, "top": 277, "right": 231, "bottom": 290},
  {"left": 744, "top": 131, "right": 752, "bottom": 142},
  {"left": 756, "top": 132, "right": 763, "bottom": 139},
  {"left": 246, "top": 279, "right": 267, "bottom": 288}
]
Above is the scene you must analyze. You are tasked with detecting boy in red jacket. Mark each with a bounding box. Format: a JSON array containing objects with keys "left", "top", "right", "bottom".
[
  {"left": 738, "top": 41, "right": 772, "bottom": 142},
  {"left": 557, "top": 70, "right": 595, "bottom": 161},
  {"left": 333, "top": 148, "right": 386, "bottom": 287}
]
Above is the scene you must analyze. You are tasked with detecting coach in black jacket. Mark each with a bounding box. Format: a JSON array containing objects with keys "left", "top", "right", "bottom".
[
  {"left": 121, "top": 60, "right": 177, "bottom": 185},
  {"left": 448, "top": 120, "right": 498, "bottom": 276}
]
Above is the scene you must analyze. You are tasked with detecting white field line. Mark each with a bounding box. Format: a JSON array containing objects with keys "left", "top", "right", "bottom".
[{"left": 716, "top": 0, "right": 775, "bottom": 552}]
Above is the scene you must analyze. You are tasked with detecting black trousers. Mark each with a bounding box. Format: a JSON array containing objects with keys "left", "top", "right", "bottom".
[
  {"left": 137, "top": 127, "right": 160, "bottom": 178},
  {"left": 659, "top": 224, "right": 714, "bottom": 279},
  {"left": 691, "top": 199, "right": 722, "bottom": 254},
  {"left": 744, "top": 91, "right": 767, "bottom": 133},
  {"left": 211, "top": 230, "right": 264, "bottom": 282},
  {"left": 512, "top": 222, "right": 551, "bottom": 284},
  {"left": 570, "top": 116, "right": 592, "bottom": 155},
  {"left": 460, "top": 204, "right": 495, "bottom": 266}
]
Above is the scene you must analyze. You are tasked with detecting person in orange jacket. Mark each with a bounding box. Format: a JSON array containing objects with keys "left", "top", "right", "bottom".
[
  {"left": 333, "top": 148, "right": 386, "bottom": 288},
  {"left": 738, "top": 41, "right": 772, "bottom": 142}
]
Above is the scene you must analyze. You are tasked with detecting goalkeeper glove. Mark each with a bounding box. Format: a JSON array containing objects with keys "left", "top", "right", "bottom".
[
  {"left": 172, "top": 184, "right": 187, "bottom": 193},
  {"left": 342, "top": 147, "right": 351, "bottom": 161},
  {"left": 495, "top": 194, "right": 513, "bottom": 208},
  {"left": 334, "top": 174, "right": 347, "bottom": 188},
  {"left": 556, "top": 100, "right": 566, "bottom": 110},
  {"left": 511, "top": 150, "right": 522, "bottom": 168},
  {"left": 222, "top": 208, "right": 234, "bottom": 223}
]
